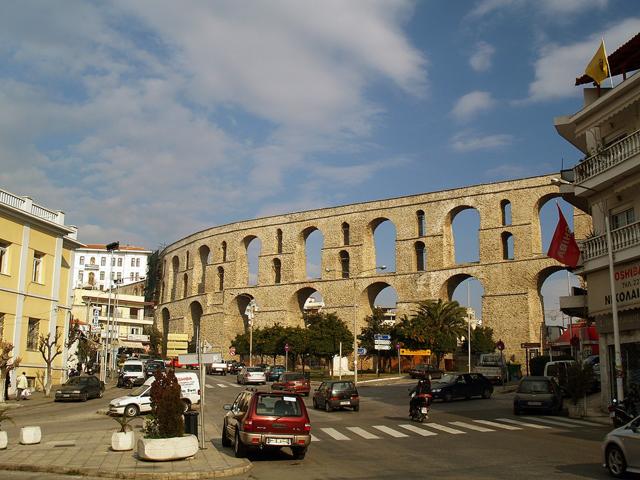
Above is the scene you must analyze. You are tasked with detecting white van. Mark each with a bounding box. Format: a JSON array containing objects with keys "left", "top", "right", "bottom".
[
  {"left": 109, "top": 371, "right": 200, "bottom": 417},
  {"left": 120, "top": 359, "right": 145, "bottom": 383}
]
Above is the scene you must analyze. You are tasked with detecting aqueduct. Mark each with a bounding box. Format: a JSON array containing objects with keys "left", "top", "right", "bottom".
[{"left": 156, "top": 174, "right": 590, "bottom": 363}]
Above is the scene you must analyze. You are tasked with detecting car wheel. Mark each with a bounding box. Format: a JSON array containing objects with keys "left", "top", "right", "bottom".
[
  {"left": 124, "top": 404, "right": 139, "bottom": 417},
  {"left": 313, "top": 398, "right": 318, "bottom": 409},
  {"left": 513, "top": 406, "right": 521, "bottom": 415},
  {"left": 182, "top": 400, "right": 190, "bottom": 413},
  {"left": 325, "top": 400, "right": 332, "bottom": 412},
  {"left": 353, "top": 404, "right": 359, "bottom": 412},
  {"left": 482, "top": 388, "right": 492, "bottom": 399},
  {"left": 234, "top": 430, "right": 247, "bottom": 458},
  {"left": 221, "top": 421, "right": 231, "bottom": 447},
  {"left": 292, "top": 447, "right": 307, "bottom": 460},
  {"left": 81, "top": 393, "right": 88, "bottom": 402},
  {"left": 443, "top": 392, "right": 453, "bottom": 402},
  {"left": 606, "top": 445, "right": 627, "bottom": 478},
  {"left": 98, "top": 389, "right": 104, "bottom": 399}
]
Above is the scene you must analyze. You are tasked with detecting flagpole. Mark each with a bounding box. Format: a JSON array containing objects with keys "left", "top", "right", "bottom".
[{"left": 602, "top": 38, "right": 614, "bottom": 89}]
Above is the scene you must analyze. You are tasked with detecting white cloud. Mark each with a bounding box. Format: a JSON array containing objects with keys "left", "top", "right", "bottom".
[
  {"left": 469, "top": 41, "right": 495, "bottom": 72},
  {"left": 450, "top": 131, "right": 514, "bottom": 153},
  {"left": 469, "top": 0, "right": 607, "bottom": 18},
  {"left": 451, "top": 91, "right": 495, "bottom": 122},
  {"left": 525, "top": 17, "right": 640, "bottom": 103}
]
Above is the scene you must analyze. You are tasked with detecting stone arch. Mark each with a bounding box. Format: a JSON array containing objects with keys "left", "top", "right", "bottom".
[
  {"left": 447, "top": 205, "right": 480, "bottom": 265},
  {"left": 415, "top": 241, "right": 426, "bottom": 271},
  {"left": 188, "top": 301, "right": 203, "bottom": 351},
  {"left": 242, "top": 235, "right": 261, "bottom": 286},
  {"left": 273, "top": 258, "right": 282, "bottom": 284},
  {"left": 533, "top": 192, "right": 564, "bottom": 256},
  {"left": 368, "top": 217, "right": 396, "bottom": 273},
  {"left": 228, "top": 294, "right": 254, "bottom": 337},
  {"left": 183, "top": 273, "right": 189, "bottom": 298},
  {"left": 161, "top": 307, "right": 170, "bottom": 356},
  {"left": 171, "top": 255, "right": 179, "bottom": 301},
  {"left": 361, "top": 281, "right": 398, "bottom": 330},
  {"left": 417, "top": 209, "right": 426, "bottom": 237},
  {"left": 289, "top": 286, "right": 323, "bottom": 325},
  {"left": 221, "top": 241, "right": 228, "bottom": 262},
  {"left": 501, "top": 199, "right": 512, "bottom": 226},
  {"left": 342, "top": 222, "right": 350, "bottom": 246},
  {"left": 501, "top": 232, "right": 514, "bottom": 260},
  {"left": 302, "top": 226, "right": 323, "bottom": 280},
  {"left": 197, "top": 245, "right": 210, "bottom": 293},
  {"left": 339, "top": 250, "right": 350, "bottom": 278},
  {"left": 217, "top": 266, "right": 225, "bottom": 291}
]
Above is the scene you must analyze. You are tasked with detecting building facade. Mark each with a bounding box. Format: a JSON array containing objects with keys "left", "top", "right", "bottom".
[
  {"left": 73, "top": 244, "right": 151, "bottom": 291},
  {"left": 0, "top": 187, "right": 83, "bottom": 391},
  {"left": 555, "top": 36, "right": 640, "bottom": 404}
]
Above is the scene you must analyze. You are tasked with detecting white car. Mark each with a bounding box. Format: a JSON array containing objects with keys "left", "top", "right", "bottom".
[
  {"left": 603, "top": 414, "right": 640, "bottom": 477},
  {"left": 236, "top": 366, "right": 266, "bottom": 385}
]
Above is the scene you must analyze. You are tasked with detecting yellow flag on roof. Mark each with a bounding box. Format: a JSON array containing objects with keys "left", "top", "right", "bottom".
[{"left": 585, "top": 39, "right": 609, "bottom": 86}]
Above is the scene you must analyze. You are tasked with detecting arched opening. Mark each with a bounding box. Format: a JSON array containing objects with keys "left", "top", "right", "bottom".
[
  {"left": 451, "top": 207, "right": 480, "bottom": 264},
  {"left": 171, "top": 256, "right": 179, "bottom": 301},
  {"left": 303, "top": 227, "right": 324, "bottom": 279},
  {"left": 198, "top": 245, "right": 210, "bottom": 293},
  {"left": 161, "top": 281, "right": 165, "bottom": 303},
  {"left": 273, "top": 258, "right": 282, "bottom": 284},
  {"left": 183, "top": 273, "right": 189, "bottom": 298},
  {"left": 221, "top": 241, "right": 227, "bottom": 262},
  {"left": 217, "top": 266, "right": 225, "bottom": 291},
  {"left": 501, "top": 200, "right": 512, "bottom": 226},
  {"left": 340, "top": 250, "right": 350, "bottom": 278},
  {"left": 342, "top": 222, "right": 350, "bottom": 246},
  {"left": 276, "top": 229, "right": 283, "bottom": 254},
  {"left": 538, "top": 267, "right": 582, "bottom": 330},
  {"left": 186, "top": 251, "right": 190, "bottom": 270},
  {"left": 188, "top": 301, "right": 203, "bottom": 353},
  {"left": 370, "top": 218, "right": 396, "bottom": 273},
  {"left": 502, "top": 232, "right": 514, "bottom": 260},
  {"left": 448, "top": 275, "right": 484, "bottom": 325},
  {"left": 539, "top": 197, "right": 574, "bottom": 255},
  {"left": 88, "top": 272, "right": 95, "bottom": 286},
  {"left": 290, "top": 287, "right": 325, "bottom": 324},
  {"left": 365, "top": 282, "right": 398, "bottom": 317},
  {"left": 415, "top": 241, "right": 426, "bottom": 271},
  {"left": 417, "top": 210, "right": 426, "bottom": 237},
  {"left": 228, "top": 294, "right": 254, "bottom": 341},
  {"left": 244, "top": 236, "right": 262, "bottom": 286},
  {"left": 161, "top": 308, "right": 170, "bottom": 356},
  {"left": 90, "top": 256, "right": 96, "bottom": 265}
]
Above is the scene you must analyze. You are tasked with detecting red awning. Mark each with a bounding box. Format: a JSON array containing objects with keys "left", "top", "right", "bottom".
[{"left": 552, "top": 323, "right": 599, "bottom": 346}]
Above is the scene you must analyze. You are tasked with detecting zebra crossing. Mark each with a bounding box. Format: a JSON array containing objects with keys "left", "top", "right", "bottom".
[
  {"left": 309, "top": 416, "right": 603, "bottom": 442},
  {"left": 205, "top": 382, "right": 243, "bottom": 389}
]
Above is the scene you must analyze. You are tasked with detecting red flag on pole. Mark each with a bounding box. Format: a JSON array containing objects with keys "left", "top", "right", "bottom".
[{"left": 547, "top": 204, "right": 580, "bottom": 268}]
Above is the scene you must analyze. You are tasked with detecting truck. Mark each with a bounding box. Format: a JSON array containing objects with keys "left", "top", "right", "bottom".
[
  {"left": 473, "top": 353, "right": 506, "bottom": 384},
  {"left": 204, "top": 352, "right": 226, "bottom": 375}
]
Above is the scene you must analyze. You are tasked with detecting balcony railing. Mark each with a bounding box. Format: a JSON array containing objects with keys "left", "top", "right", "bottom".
[
  {"left": 574, "top": 129, "right": 640, "bottom": 183},
  {"left": 580, "top": 221, "right": 640, "bottom": 262},
  {"left": 0, "top": 187, "right": 65, "bottom": 224}
]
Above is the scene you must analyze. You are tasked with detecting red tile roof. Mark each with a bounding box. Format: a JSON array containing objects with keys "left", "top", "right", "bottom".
[{"left": 84, "top": 244, "right": 149, "bottom": 251}]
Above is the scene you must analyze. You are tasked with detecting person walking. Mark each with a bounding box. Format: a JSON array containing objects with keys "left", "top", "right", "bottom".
[{"left": 16, "top": 371, "right": 28, "bottom": 401}]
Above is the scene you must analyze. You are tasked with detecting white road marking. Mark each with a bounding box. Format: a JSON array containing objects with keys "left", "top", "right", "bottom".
[
  {"left": 539, "top": 416, "right": 603, "bottom": 427},
  {"left": 372, "top": 425, "right": 409, "bottom": 438},
  {"left": 521, "top": 417, "right": 578, "bottom": 428},
  {"left": 420, "top": 423, "right": 465, "bottom": 435},
  {"left": 450, "top": 421, "right": 494, "bottom": 432},
  {"left": 310, "top": 434, "right": 320, "bottom": 442},
  {"left": 205, "top": 384, "right": 213, "bottom": 389},
  {"left": 321, "top": 428, "right": 351, "bottom": 440},
  {"left": 473, "top": 420, "right": 521, "bottom": 430},
  {"left": 495, "top": 418, "right": 551, "bottom": 429},
  {"left": 346, "top": 427, "right": 381, "bottom": 439},
  {"left": 398, "top": 424, "right": 438, "bottom": 436},
  {"left": 216, "top": 384, "right": 229, "bottom": 388}
]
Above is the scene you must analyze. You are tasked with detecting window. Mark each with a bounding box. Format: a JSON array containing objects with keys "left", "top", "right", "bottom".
[
  {"left": 32, "top": 252, "right": 44, "bottom": 283},
  {"left": 100, "top": 271, "right": 105, "bottom": 280},
  {"left": 101, "top": 257, "right": 106, "bottom": 266},
  {"left": 130, "top": 272, "right": 135, "bottom": 281},
  {"left": 135, "top": 272, "right": 139, "bottom": 280},
  {"left": 117, "top": 258, "right": 123, "bottom": 267},
  {"left": 78, "top": 271, "right": 83, "bottom": 282},
  {"left": 273, "top": 258, "right": 281, "bottom": 284},
  {"left": 131, "top": 258, "right": 136, "bottom": 267},
  {"left": 342, "top": 222, "right": 350, "bottom": 246},
  {"left": 221, "top": 241, "right": 227, "bottom": 262},
  {"left": 277, "top": 229, "right": 283, "bottom": 254},
  {"left": 112, "top": 257, "right": 115, "bottom": 267},
  {"left": 611, "top": 208, "right": 635, "bottom": 230},
  {"left": 90, "top": 257, "right": 96, "bottom": 265},
  {"left": 130, "top": 308, "right": 139, "bottom": 320},
  {"left": 340, "top": 250, "right": 350, "bottom": 279},
  {"left": 415, "top": 241, "right": 426, "bottom": 271},
  {"left": 0, "top": 242, "right": 8, "bottom": 275},
  {"left": 79, "top": 256, "right": 85, "bottom": 265},
  {"left": 136, "top": 258, "right": 140, "bottom": 267},
  {"left": 502, "top": 232, "right": 514, "bottom": 260},
  {"left": 183, "top": 273, "right": 189, "bottom": 297},
  {"left": 186, "top": 251, "right": 190, "bottom": 269},
  {"left": 417, "top": 210, "right": 426, "bottom": 237},
  {"left": 88, "top": 272, "right": 95, "bottom": 285},
  {"left": 218, "top": 267, "right": 225, "bottom": 291},
  {"left": 0, "top": 313, "right": 4, "bottom": 339},
  {"left": 27, "top": 318, "right": 39, "bottom": 350},
  {"left": 500, "top": 200, "right": 512, "bottom": 226},
  {"left": 117, "top": 272, "right": 122, "bottom": 280}
]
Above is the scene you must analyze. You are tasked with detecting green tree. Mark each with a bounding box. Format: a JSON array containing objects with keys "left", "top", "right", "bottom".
[
  {"left": 398, "top": 299, "right": 467, "bottom": 367},
  {"left": 460, "top": 326, "right": 496, "bottom": 355},
  {"left": 305, "top": 312, "right": 353, "bottom": 376},
  {"left": 358, "top": 308, "right": 398, "bottom": 373},
  {"left": 149, "top": 370, "right": 184, "bottom": 438},
  {"left": 144, "top": 324, "right": 163, "bottom": 358},
  {"left": 283, "top": 326, "right": 310, "bottom": 371},
  {"left": 144, "top": 249, "right": 161, "bottom": 304},
  {"left": 230, "top": 331, "right": 250, "bottom": 358}
]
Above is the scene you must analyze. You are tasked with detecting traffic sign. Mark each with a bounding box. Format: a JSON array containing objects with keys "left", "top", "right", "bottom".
[
  {"left": 374, "top": 334, "right": 391, "bottom": 340},
  {"left": 375, "top": 345, "right": 392, "bottom": 350},
  {"left": 400, "top": 349, "right": 431, "bottom": 356},
  {"left": 496, "top": 339, "right": 505, "bottom": 351},
  {"left": 374, "top": 339, "right": 391, "bottom": 346},
  {"left": 357, "top": 347, "right": 367, "bottom": 355},
  {"left": 229, "top": 347, "right": 236, "bottom": 356},
  {"left": 284, "top": 343, "right": 290, "bottom": 352}
]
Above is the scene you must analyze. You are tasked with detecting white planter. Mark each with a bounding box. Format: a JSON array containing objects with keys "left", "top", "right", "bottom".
[
  {"left": 19, "top": 426, "right": 41, "bottom": 445},
  {"left": 111, "top": 431, "right": 135, "bottom": 451},
  {"left": 0, "top": 431, "right": 7, "bottom": 449},
  {"left": 137, "top": 435, "right": 198, "bottom": 461}
]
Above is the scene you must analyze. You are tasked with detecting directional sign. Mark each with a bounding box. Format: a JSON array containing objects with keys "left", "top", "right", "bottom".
[
  {"left": 374, "top": 334, "right": 391, "bottom": 341},
  {"left": 284, "top": 343, "right": 290, "bottom": 352},
  {"left": 374, "top": 339, "right": 391, "bottom": 346},
  {"left": 178, "top": 353, "right": 221, "bottom": 365},
  {"left": 375, "top": 345, "right": 392, "bottom": 351},
  {"left": 229, "top": 347, "right": 236, "bottom": 356},
  {"left": 357, "top": 347, "right": 367, "bottom": 355},
  {"left": 92, "top": 307, "right": 100, "bottom": 328}
]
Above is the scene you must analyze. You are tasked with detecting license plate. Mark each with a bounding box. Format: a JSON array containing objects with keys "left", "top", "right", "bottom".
[
  {"left": 421, "top": 407, "right": 429, "bottom": 414},
  {"left": 63, "top": 394, "right": 70, "bottom": 397},
  {"left": 266, "top": 437, "right": 291, "bottom": 446},
  {"left": 528, "top": 401, "right": 542, "bottom": 406},
  {"left": 340, "top": 400, "right": 350, "bottom": 406}
]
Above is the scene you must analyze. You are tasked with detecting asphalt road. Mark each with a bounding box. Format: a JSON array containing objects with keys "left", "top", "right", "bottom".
[{"left": 0, "top": 373, "right": 617, "bottom": 480}]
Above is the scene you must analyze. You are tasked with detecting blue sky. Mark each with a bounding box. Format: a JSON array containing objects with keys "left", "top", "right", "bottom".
[{"left": 1, "top": 1, "right": 637, "bottom": 324}]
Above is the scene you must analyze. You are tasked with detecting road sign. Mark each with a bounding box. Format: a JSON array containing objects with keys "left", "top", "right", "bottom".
[
  {"left": 375, "top": 345, "right": 392, "bottom": 351},
  {"left": 374, "top": 339, "right": 391, "bottom": 346},
  {"left": 284, "top": 343, "right": 290, "bottom": 352},
  {"left": 357, "top": 347, "right": 367, "bottom": 355},
  {"left": 229, "top": 347, "right": 236, "bottom": 356},
  {"left": 178, "top": 353, "right": 221, "bottom": 365},
  {"left": 92, "top": 307, "right": 100, "bottom": 327},
  {"left": 399, "top": 349, "right": 431, "bottom": 356},
  {"left": 496, "top": 339, "right": 505, "bottom": 351},
  {"left": 374, "top": 334, "right": 391, "bottom": 340}
]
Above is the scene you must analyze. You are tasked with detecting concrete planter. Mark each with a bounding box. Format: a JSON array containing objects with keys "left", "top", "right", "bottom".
[
  {"left": 568, "top": 398, "right": 586, "bottom": 418},
  {"left": 137, "top": 435, "right": 198, "bottom": 461},
  {"left": 0, "top": 431, "right": 7, "bottom": 449},
  {"left": 19, "top": 426, "right": 41, "bottom": 445},
  {"left": 111, "top": 431, "right": 135, "bottom": 451}
]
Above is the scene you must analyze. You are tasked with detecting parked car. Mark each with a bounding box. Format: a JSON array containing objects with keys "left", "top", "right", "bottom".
[
  {"left": 228, "top": 361, "right": 244, "bottom": 374},
  {"left": 236, "top": 366, "right": 266, "bottom": 385},
  {"left": 207, "top": 360, "right": 228, "bottom": 376},
  {"left": 119, "top": 359, "right": 145, "bottom": 385},
  {"left": 513, "top": 376, "right": 563, "bottom": 415},
  {"left": 222, "top": 390, "right": 311, "bottom": 459},
  {"left": 55, "top": 375, "right": 104, "bottom": 402},
  {"left": 543, "top": 360, "right": 576, "bottom": 394},
  {"left": 144, "top": 360, "right": 166, "bottom": 378},
  {"left": 271, "top": 372, "right": 311, "bottom": 396},
  {"left": 312, "top": 380, "right": 359, "bottom": 412},
  {"left": 430, "top": 373, "right": 493, "bottom": 402},
  {"left": 408, "top": 363, "right": 443, "bottom": 380},
  {"left": 267, "top": 365, "right": 286, "bottom": 382},
  {"left": 602, "top": 414, "right": 640, "bottom": 478}
]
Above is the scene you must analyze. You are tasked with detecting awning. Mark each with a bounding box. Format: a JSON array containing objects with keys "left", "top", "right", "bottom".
[
  {"left": 118, "top": 341, "right": 145, "bottom": 349},
  {"left": 551, "top": 323, "right": 599, "bottom": 346},
  {"left": 587, "top": 262, "right": 640, "bottom": 316}
]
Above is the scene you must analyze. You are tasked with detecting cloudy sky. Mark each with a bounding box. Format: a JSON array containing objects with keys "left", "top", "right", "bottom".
[{"left": 2, "top": 0, "right": 638, "bottom": 250}]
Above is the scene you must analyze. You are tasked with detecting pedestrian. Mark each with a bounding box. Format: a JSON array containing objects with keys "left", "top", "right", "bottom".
[
  {"left": 16, "top": 371, "right": 28, "bottom": 401},
  {"left": 4, "top": 371, "right": 9, "bottom": 401}
]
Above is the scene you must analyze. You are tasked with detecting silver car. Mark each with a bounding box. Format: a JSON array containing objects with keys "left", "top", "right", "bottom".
[
  {"left": 236, "top": 366, "right": 266, "bottom": 385},
  {"left": 603, "top": 414, "right": 640, "bottom": 477}
]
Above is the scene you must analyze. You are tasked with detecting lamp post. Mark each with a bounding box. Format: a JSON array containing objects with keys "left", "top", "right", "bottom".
[
  {"left": 101, "top": 241, "right": 119, "bottom": 383},
  {"left": 326, "top": 265, "right": 386, "bottom": 386},
  {"left": 551, "top": 177, "right": 623, "bottom": 401}
]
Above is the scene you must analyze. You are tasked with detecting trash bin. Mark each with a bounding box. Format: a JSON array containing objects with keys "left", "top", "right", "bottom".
[{"left": 184, "top": 410, "right": 198, "bottom": 436}]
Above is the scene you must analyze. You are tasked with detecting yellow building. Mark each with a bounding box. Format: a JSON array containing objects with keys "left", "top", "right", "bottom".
[{"left": 0, "top": 187, "right": 83, "bottom": 392}]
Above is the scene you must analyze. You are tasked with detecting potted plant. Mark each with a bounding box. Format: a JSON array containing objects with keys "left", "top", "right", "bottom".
[
  {"left": 0, "top": 406, "right": 15, "bottom": 449},
  {"left": 111, "top": 415, "right": 137, "bottom": 451},
  {"left": 137, "top": 370, "right": 198, "bottom": 461},
  {"left": 565, "top": 363, "right": 594, "bottom": 418}
]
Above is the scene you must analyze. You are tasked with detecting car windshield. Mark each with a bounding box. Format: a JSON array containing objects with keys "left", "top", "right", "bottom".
[
  {"left": 256, "top": 394, "right": 302, "bottom": 417},
  {"left": 247, "top": 367, "right": 263, "bottom": 372},
  {"left": 65, "top": 377, "right": 90, "bottom": 385},
  {"left": 129, "top": 385, "right": 149, "bottom": 396},
  {"left": 438, "top": 374, "right": 457, "bottom": 384},
  {"left": 284, "top": 373, "right": 304, "bottom": 381},
  {"left": 518, "top": 380, "right": 551, "bottom": 394},
  {"left": 331, "top": 382, "right": 353, "bottom": 391},
  {"left": 123, "top": 364, "right": 142, "bottom": 372}
]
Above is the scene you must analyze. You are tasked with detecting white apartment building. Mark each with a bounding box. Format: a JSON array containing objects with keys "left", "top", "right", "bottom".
[{"left": 73, "top": 244, "right": 152, "bottom": 291}]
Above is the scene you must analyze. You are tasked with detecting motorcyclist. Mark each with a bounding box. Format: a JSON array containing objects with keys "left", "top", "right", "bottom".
[{"left": 409, "top": 378, "right": 432, "bottom": 415}]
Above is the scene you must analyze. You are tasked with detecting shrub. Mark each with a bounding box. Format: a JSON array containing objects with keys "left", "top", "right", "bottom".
[
  {"left": 148, "top": 370, "right": 184, "bottom": 438},
  {"left": 529, "top": 354, "right": 574, "bottom": 376},
  {"left": 565, "top": 363, "right": 594, "bottom": 405}
]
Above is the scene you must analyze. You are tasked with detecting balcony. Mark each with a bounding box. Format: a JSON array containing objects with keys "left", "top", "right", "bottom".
[
  {"left": 574, "top": 129, "right": 640, "bottom": 183},
  {"left": 580, "top": 220, "right": 640, "bottom": 262}
]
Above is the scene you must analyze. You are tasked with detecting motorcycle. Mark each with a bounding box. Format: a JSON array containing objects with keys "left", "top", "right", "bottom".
[
  {"left": 409, "top": 392, "right": 432, "bottom": 423},
  {"left": 608, "top": 398, "right": 638, "bottom": 427}
]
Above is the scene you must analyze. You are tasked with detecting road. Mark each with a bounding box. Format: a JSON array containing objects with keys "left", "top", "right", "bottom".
[{"left": 1, "top": 373, "right": 614, "bottom": 480}]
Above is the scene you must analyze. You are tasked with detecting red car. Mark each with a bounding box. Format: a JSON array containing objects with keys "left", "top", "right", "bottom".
[
  {"left": 270, "top": 372, "right": 311, "bottom": 396},
  {"left": 222, "top": 390, "right": 311, "bottom": 459}
]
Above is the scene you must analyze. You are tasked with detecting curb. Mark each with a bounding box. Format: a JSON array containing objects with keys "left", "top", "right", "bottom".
[
  {"left": 357, "top": 376, "right": 405, "bottom": 384},
  {"left": 0, "top": 460, "right": 252, "bottom": 479}
]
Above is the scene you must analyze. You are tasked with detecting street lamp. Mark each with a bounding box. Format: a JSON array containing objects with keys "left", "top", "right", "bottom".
[
  {"left": 101, "top": 241, "right": 119, "bottom": 383},
  {"left": 551, "top": 177, "right": 624, "bottom": 401},
  {"left": 326, "top": 265, "right": 386, "bottom": 386}
]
